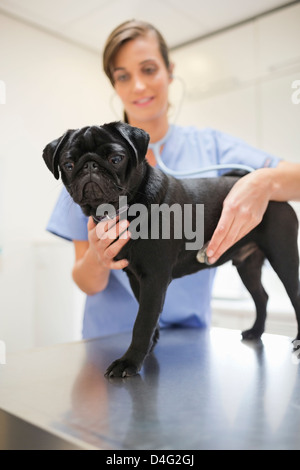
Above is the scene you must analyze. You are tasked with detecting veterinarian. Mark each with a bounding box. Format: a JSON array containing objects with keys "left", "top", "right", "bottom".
[{"left": 47, "top": 20, "right": 300, "bottom": 339}]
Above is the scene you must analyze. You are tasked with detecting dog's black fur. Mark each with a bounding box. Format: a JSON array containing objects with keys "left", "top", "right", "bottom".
[{"left": 43, "top": 121, "right": 300, "bottom": 377}]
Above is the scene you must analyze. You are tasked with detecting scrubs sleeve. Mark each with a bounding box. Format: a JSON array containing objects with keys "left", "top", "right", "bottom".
[
  {"left": 46, "top": 187, "right": 88, "bottom": 241},
  {"left": 212, "top": 129, "right": 281, "bottom": 170}
]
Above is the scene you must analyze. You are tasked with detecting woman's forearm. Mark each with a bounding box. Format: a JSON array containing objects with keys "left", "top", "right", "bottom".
[
  {"left": 72, "top": 217, "right": 131, "bottom": 296},
  {"left": 72, "top": 247, "right": 110, "bottom": 296},
  {"left": 206, "top": 159, "right": 300, "bottom": 263},
  {"left": 266, "top": 160, "right": 300, "bottom": 202}
]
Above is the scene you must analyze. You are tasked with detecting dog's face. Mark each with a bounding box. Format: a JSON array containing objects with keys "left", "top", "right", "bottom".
[{"left": 43, "top": 122, "right": 150, "bottom": 217}]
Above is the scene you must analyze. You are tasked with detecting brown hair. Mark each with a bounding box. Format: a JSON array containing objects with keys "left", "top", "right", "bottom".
[{"left": 103, "top": 19, "right": 171, "bottom": 86}]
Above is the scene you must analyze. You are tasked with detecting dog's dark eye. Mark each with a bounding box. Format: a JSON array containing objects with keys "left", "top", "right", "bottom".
[
  {"left": 64, "top": 162, "right": 74, "bottom": 171},
  {"left": 109, "top": 155, "right": 124, "bottom": 165}
]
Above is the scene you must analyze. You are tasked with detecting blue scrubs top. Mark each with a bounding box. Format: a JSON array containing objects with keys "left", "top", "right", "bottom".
[{"left": 47, "top": 125, "right": 281, "bottom": 339}]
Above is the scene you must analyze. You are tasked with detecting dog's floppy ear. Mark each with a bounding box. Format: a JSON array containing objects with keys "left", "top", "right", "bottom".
[
  {"left": 42, "top": 130, "right": 73, "bottom": 180},
  {"left": 114, "top": 122, "right": 150, "bottom": 166}
]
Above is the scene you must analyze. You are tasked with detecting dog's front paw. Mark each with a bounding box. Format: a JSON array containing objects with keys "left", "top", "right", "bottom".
[
  {"left": 241, "top": 327, "right": 263, "bottom": 341},
  {"left": 105, "top": 358, "right": 141, "bottom": 378}
]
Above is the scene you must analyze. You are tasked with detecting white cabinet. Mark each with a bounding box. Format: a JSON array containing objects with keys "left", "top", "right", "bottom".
[
  {"left": 257, "top": 3, "right": 300, "bottom": 77},
  {"left": 33, "top": 240, "right": 84, "bottom": 347},
  {"left": 259, "top": 72, "right": 300, "bottom": 161},
  {"left": 173, "top": 22, "right": 256, "bottom": 101}
]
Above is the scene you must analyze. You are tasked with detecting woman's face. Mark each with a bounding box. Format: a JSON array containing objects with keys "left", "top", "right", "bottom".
[{"left": 112, "top": 32, "right": 173, "bottom": 126}]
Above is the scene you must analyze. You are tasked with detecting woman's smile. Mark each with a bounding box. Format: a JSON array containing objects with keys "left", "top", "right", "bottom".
[{"left": 133, "top": 96, "right": 155, "bottom": 107}]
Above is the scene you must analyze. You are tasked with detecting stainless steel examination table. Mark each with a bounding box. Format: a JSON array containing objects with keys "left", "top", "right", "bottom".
[{"left": 1, "top": 327, "right": 300, "bottom": 450}]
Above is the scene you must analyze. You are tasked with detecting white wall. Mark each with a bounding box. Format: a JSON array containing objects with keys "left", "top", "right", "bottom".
[
  {"left": 0, "top": 4, "right": 299, "bottom": 352},
  {"left": 0, "top": 12, "right": 116, "bottom": 352}
]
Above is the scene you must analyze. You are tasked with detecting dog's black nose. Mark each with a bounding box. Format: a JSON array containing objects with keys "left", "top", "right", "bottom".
[{"left": 83, "top": 161, "right": 99, "bottom": 172}]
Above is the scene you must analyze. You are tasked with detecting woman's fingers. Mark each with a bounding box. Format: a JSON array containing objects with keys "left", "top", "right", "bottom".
[
  {"left": 206, "top": 172, "right": 269, "bottom": 263},
  {"left": 92, "top": 217, "right": 131, "bottom": 269}
]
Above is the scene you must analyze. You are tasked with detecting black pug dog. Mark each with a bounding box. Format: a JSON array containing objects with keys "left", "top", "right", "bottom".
[{"left": 43, "top": 121, "right": 300, "bottom": 377}]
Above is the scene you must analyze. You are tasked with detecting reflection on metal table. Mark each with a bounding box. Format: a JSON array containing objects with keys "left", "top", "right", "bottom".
[{"left": 0, "top": 327, "right": 300, "bottom": 450}]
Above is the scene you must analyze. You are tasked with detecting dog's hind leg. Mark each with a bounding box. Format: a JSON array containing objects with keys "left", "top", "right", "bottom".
[
  {"left": 259, "top": 203, "right": 300, "bottom": 344},
  {"left": 234, "top": 248, "right": 268, "bottom": 340},
  {"left": 264, "top": 243, "right": 300, "bottom": 345}
]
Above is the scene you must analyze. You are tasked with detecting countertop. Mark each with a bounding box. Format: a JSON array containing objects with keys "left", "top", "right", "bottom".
[{"left": 1, "top": 327, "right": 300, "bottom": 450}]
